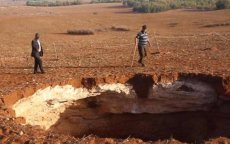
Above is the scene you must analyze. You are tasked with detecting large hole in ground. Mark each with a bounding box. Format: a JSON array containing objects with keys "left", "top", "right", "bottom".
[{"left": 12, "top": 74, "right": 230, "bottom": 143}]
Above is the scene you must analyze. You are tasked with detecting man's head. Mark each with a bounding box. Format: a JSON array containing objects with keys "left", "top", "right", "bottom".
[
  {"left": 35, "top": 33, "right": 40, "bottom": 40},
  {"left": 142, "top": 25, "right": 147, "bottom": 32}
]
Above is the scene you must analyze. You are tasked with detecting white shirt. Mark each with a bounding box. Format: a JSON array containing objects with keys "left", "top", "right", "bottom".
[{"left": 37, "top": 39, "right": 41, "bottom": 52}]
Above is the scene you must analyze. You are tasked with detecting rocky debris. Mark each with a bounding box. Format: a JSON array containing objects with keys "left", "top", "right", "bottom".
[{"left": 205, "top": 137, "right": 230, "bottom": 144}]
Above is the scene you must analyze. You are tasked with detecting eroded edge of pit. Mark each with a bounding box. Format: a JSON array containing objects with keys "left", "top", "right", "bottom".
[{"left": 1, "top": 72, "right": 230, "bottom": 125}]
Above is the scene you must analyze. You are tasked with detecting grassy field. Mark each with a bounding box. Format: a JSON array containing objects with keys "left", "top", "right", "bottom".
[
  {"left": 123, "top": 0, "right": 230, "bottom": 13},
  {"left": 26, "top": 0, "right": 82, "bottom": 6},
  {"left": 26, "top": 0, "right": 121, "bottom": 6},
  {"left": 91, "top": 0, "right": 121, "bottom": 3}
]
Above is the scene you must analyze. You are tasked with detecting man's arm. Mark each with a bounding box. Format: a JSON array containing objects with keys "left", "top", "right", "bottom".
[
  {"left": 40, "top": 45, "right": 43, "bottom": 57},
  {"left": 31, "top": 41, "right": 33, "bottom": 57},
  {"left": 31, "top": 40, "right": 34, "bottom": 49}
]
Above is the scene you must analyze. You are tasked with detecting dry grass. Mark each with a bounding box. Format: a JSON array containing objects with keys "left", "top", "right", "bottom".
[
  {"left": 26, "top": 0, "right": 81, "bottom": 7},
  {"left": 67, "top": 29, "right": 95, "bottom": 35},
  {"left": 111, "top": 25, "right": 130, "bottom": 31},
  {"left": 204, "top": 21, "right": 230, "bottom": 28},
  {"left": 124, "top": 0, "right": 230, "bottom": 13}
]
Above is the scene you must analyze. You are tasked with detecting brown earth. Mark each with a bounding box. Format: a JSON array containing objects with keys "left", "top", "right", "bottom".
[{"left": 0, "top": 2, "right": 230, "bottom": 144}]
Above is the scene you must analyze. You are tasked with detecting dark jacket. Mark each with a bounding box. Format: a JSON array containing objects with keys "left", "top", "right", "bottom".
[{"left": 31, "top": 39, "right": 43, "bottom": 57}]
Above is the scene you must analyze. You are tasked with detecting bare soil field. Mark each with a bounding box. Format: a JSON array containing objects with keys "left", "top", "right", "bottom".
[{"left": 0, "top": 3, "right": 230, "bottom": 144}]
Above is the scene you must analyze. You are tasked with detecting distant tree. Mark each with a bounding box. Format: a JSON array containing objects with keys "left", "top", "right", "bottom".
[
  {"left": 124, "top": 0, "right": 230, "bottom": 13},
  {"left": 216, "top": 0, "right": 230, "bottom": 9}
]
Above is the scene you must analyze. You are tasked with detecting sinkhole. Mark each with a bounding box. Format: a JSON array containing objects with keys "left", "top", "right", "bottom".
[{"left": 11, "top": 74, "right": 230, "bottom": 143}]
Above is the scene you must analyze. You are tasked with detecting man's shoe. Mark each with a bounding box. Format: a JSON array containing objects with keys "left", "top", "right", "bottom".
[
  {"left": 34, "top": 71, "right": 38, "bottom": 74},
  {"left": 41, "top": 71, "right": 45, "bottom": 74},
  {"left": 141, "top": 63, "right": 145, "bottom": 67}
]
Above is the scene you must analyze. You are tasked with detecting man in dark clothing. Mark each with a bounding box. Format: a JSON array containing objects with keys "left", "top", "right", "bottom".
[
  {"left": 31, "top": 33, "right": 45, "bottom": 74},
  {"left": 135, "top": 25, "right": 151, "bottom": 67}
]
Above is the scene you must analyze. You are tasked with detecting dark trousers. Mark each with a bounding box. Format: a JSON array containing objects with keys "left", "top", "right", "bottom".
[
  {"left": 33, "top": 52, "right": 44, "bottom": 73},
  {"left": 138, "top": 45, "right": 147, "bottom": 64}
]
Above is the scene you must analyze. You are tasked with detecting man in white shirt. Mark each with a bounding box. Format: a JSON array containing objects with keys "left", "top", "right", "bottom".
[{"left": 31, "top": 33, "right": 44, "bottom": 74}]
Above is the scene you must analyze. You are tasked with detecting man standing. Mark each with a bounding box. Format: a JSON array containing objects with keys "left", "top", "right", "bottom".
[
  {"left": 31, "top": 33, "right": 45, "bottom": 74},
  {"left": 135, "top": 25, "right": 151, "bottom": 67}
]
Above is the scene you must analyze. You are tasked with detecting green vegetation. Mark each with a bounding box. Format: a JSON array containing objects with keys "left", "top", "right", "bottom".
[
  {"left": 91, "top": 0, "right": 121, "bottom": 3},
  {"left": 216, "top": 0, "right": 230, "bottom": 9},
  {"left": 123, "top": 0, "right": 230, "bottom": 13},
  {"left": 26, "top": 0, "right": 81, "bottom": 6},
  {"left": 26, "top": 0, "right": 122, "bottom": 6}
]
